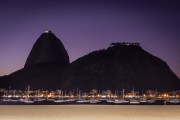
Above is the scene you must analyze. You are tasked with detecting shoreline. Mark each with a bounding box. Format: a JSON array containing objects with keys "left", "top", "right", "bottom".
[
  {"left": 0, "top": 105, "right": 180, "bottom": 120},
  {"left": 1, "top": 99, "right": 180, "bottom": 105}
]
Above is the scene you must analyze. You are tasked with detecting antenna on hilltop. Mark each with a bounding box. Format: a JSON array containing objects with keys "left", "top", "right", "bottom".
[{"left": 45, "top": 30, "right": 52, "bottom": 33}]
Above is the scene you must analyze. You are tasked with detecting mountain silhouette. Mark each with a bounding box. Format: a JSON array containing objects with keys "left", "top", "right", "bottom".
[
  {"left": 0, "top": 35, "right": 179, "bottom": 91},
  {"left": 0, "top": 31, "right": 69, "bottom": 90},
  {"left": 25, "top": 30, "right": 69, "bottom": 67},
  {"left": 61, "top": 43, "right": 180, "bottom": 91}
]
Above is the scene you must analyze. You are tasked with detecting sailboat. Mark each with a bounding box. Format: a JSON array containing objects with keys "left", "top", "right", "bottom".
[
  {"left": 129, "top": 98, "right": 140, "bottom": 104},
  {"left": 113, "top": 99, "right": 123, "bottom": 104},
  {"left": 34, "top": 89, "right": 45, "bottom": 102},
  {"left": 2, "top": 90, "right": 11, "bottom": 102},
  {"left": 76, "top": 89, "right": 89, "bottom": 103},
  {"left": 139, "top": 97, "right": 147, "bottom": 103},
  {"left": 89, "top": 99, "right": 101, "bottom": 104},
  {"left": 19, "top": 85, "right": 34, "bottom": 104},
  {"left": 54, "top": 90, "right": 66, "bottom": 103},
  {"left": 169, "top": 98, "right": 179, "bottom": 104},
  {"left": 10, "top": 90, "right": 19, "bottom": 102},
  {"left": 167, "top": 91, "right": 180, "bottom": 104}
]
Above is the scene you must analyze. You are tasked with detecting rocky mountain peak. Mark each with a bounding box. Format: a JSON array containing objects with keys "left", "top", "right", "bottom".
[{"left": 24, "top": 31, "right": 69, "bottom": 67}]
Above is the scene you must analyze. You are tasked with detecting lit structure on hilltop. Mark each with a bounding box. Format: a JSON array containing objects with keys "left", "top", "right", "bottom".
[
  {"left": 45, "top": 30, "right": 52, "bottom": 33},
  {"left": 110, "top": 42, "right": 140, "bottom": 46}
]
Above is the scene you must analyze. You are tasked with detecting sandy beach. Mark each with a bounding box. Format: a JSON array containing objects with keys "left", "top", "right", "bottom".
[{"left": 0, "top": 105, "right": 180, "bottom": 120}]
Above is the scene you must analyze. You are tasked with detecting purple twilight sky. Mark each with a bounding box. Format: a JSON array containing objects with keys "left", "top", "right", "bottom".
[{"left": 0, "top": 0, "right": 180, "bottom": 78}]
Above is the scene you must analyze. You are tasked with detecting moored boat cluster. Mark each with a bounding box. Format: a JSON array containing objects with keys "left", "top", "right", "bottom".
[{"left": 0, "top": 87, "right": 180, "bottom": 104}]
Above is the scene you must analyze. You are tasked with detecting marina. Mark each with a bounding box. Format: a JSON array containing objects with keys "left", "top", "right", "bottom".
[
  {"left": 0, "top": 87, "right": 180, "bottom": 105},
  {"left": 1, "top": 97, "right": 180, "bottom": 105}
]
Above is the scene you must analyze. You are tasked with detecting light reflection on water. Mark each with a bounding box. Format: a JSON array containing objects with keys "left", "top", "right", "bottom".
[{"left": 0, "top": 105, "right": 180, "bottom": 120}]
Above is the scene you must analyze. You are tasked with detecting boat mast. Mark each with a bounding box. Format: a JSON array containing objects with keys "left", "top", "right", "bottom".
[{"left": 123, "top": 89, "right": 125, "bottom": 98}]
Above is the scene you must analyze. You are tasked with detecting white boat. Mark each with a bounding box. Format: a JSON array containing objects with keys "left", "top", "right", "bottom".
[
  {"left": 10, "top": 99, "right": 19, "bottom": 102},
  {"left": 65, "top": 99, "right": 77, "bottom": 102},
  {"left": 2, "top": 90, "right": 12, "bottom": 102},
  {"left": 22, "top": 98, "right": 34, "bottom": 104},
  {"left": 19, "top": 85, "right": 34, "bottom": 104},
  {"left": 113, "top": 99, "right": 129, "bottom": 104},
  {"left": 114, "top": 99, "right": 123, "bottom": 104},
  {"left": 33, "top": 89, "right": 45, "bottom": 102},
  {"left": 76, "top": 99, "right": 89, "bottom": 103},
  {"left": 3, "top": 91, "right": 19, "bottom": 102},
  {"left": 2, "top": 98, "right": 12, "bottom": 102},
  {"left": 120, "top": 98, "right": 129, "bottom": 103},
  {"left": 106, "top": 99, "right": 114, "bottom": 103},
  {"left": 19, "top": 98, "right": 25, "bottom": 102},
  {"left": 34, "top": 98, "right": 45, "bottom": 102},
  {"left": 47, "top": 98, "right": 55, "bottom": 101},
  {"left": 54, "top": 95, "right": 66, "bottom": 103},
  {"left": 169, "top": 98, "right": 179, "bottom": 104},
  {"left": 89, "top": 100, "right": 98, "bottom": 104},
  {"left": 54, "top": 99, "right": 66, "bottom": 103},
  {"left": 129, "top": 99, "right": 140, "bottom": 104},
  {"left": 24, "top": 100, "right": 34, "bottom": 104},
  {"left": 147, "top": 99, "right": 156, "bottom": 103},
  {"left": 89, "top": 99, "right": 101, "bottom": 104},
  {"left": 139, "top": 98, "right": 147, "bottom": 103}
]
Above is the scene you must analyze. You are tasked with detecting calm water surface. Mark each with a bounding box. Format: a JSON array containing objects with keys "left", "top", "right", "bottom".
[{"left": 0, "top": 105, "right": 179, "bottom": 120}]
